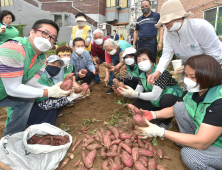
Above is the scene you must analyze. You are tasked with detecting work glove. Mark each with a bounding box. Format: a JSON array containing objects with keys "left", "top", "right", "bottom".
[
  {"left": 67, "top": 90, "right": 83, "bottom": 102},
  {"left": 119, "top": 85, "right": 136, "bottom": 97},
  {"left": 142, "top": 110, "right": 157, "bottom": 121},
  {"left": 124, "top": 72, "right": 133, "bottom": 80},
  {"left": 170, "top": 71, "right": 179, "bottom": 81},
  {"left": 48, "top": 82, "right": 70, "bottom": 98},
  {"left": 135, "top": 119, "right": 165, "bottom": 139},
  {"left": 175, "top": 65, "right": 184, "bottom": 74}
]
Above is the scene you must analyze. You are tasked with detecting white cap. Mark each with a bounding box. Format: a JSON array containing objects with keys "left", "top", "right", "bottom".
[
  {"left": 47, "top": 55, "right": 64, "bottom": 66},
  {"left": 75, "top": 16, "right": 87, "bottom": 22},
  {"left": 122, "top": 47, "right": 136, "bottom": 58}
]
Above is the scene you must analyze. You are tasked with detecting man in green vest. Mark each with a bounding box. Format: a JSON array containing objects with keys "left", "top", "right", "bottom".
[{"left": 0, "top": 19, "right": 70, "bottom": 136}]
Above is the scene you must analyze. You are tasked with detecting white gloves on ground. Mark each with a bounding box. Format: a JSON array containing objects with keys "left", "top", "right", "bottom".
[
  {"left": 136, "top": 119, "right": 165, "bottom": 138},
  {"left": 48, "top": 82, "right": 70, "bottom": 98}
]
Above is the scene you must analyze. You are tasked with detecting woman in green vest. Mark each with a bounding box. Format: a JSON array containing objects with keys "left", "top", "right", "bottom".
[
  {"left": 118, "top": 47, "right": 183, "bottom": 128},
  {"left": 56, "top": 45, "right": 74, "bottom": 77},
  {"left": 135, "top": 54, "right": 222, "bottom": 170},
  {"left": 0, "top": 10, "right": 19, "bottom": 45}
]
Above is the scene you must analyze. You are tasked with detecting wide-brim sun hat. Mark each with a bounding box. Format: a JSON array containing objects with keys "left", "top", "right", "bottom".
[
  {"left": 122, "top": 47, "right": 136, "bottom": 58},
  {"left": 155, "top": 0, "right": 192, "bottom": 28},
  {"left": 47, "top": 55, "right": 65, "bottom": 66},
  {"left": 75, "top": 16, "right": 86, "bottom": 22}
]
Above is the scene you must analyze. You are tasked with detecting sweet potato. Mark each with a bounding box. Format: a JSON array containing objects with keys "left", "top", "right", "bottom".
[
  {"left": 86, "top": 144, "right": 102, "bottom": 151},
  {"left": 120, "top": 143, "right": 132, "bottom": 154},
  {"left": 85, "top": 150, "right": 97, "bottom": 169},
  {"left": 101, "top": 147, "right": 107, "bottom": 160},
  {"left": 94, "top": 135, "right": 101, "bottom": 142},
  {"left": 120, "top": 133, "right": 131, "bottom": 140},
  {"left": 118, "top": 82, "right": 127, "bottom": 89},
  {"left": 84, "top": 134, "right": 91, "bottom": 139},
  {"left": 42, "top": 138, "right": 51, "bottom": 145},
  {"left": 95, "top": 57, "right": 101, "bottom": 65},
  {"left": 133, "top": 143, "right": 139, "bottom": 148},
  {"left": 163, "top": 156, "right": 171, "bottom": 160},
  {"left": 111, "top": 139, "right": 121, "bottom": 146},
  {"left": 138, "top": 148, "right": 153, "bottom": 157},
  {"left": 103, "top": 134, "right": 111, "bottom": 149},
  {"left": 81, "top": 69, "right": 88, "bottom": 75},
  {"left": 114, "top": 157, "right": 122, "bottom": 165},
  {"left": 59, "top": 158, "right": 70, "bottom": 170},
  {"left": 117, "top": 144, "right": 122, "bottom": 154},
  {"left": 157, "top": 149, "right": 163, "bottom": 158},
  {"left": 73, "top": 160, "right": 80, "bottom": 168},
  {"left": 124, "top": 139, "right": 133, "bottom": 148},
  {"left": 148, "top": 158, "right": 157, "bottom": 170},
  {"left": 95, "top": 65, "right": 99, "bottom": 73},
  {"left": 134, "top": 161, "right": 147, "bottom": 170},
  {"left": 67, "top": 153, "right": 74, "bottom": 159},
  {"left": 105, "top": 130, "right": 112, "bottom": 136},
  {"left": 110, "top": 135, "right": 115, "bottom": 141},
  {"left": 104, "top": 62, "right": 112, "bottom": 69},
  {"left": 72, "top": 139, "right": 82, "bottom": 152},
  {"left": 113, "top": 79, "right": 119, "bottom": 89},
  {"left": 108, "top": 126, "right": 120, "bottom": 139},
  {"left": 110, "top": 145, "right": 118, "bottom": 152},
  {"left": 35, "top": 138, "right": 45, "bottom": 144},
  {"left": 157, "top": 164, "right": 167, "bottom": 170},
  {"left": 132, "top": 148, "right": 139, "bottom": 163},
  {"left": 60, "top": 73, "right": 73, "bottom": 91},
  {"left": 114, "top": 66, "right": 120, "bottom": 73},
  {"left": 72, "top": 136, "right": 77, "bottom": 146},
  {"left": 138, "top": 139, "right": 145, "bottom": 148},
  {"left": 106, "top": 152, "right": 120, "bottom": 157},
  {"left": 83, "top": 138, "right": 95, "bottom": 147},
  {"left": 73, "top": 81, "right": 83, "bottom": 93},
  {"left": 139, "top": 156, "right": 148, "bottom": 167},
  {"left": 133, "top": 114, "right": 147, "bottom": 127},
  {"left": 97, "top": 130, "right": 103, "bottom": 139},
  {"left": 121, "top": 151, "right": 133, "bottom": 168},
  {"left": 123, "top": 168, "right": 132, "bottom": 170},
  {"left": 109, "top": 158, "right": 124, "bottom": 170},
  {"left": 102, "top": 160, "right": 109, "bottom": 170}
]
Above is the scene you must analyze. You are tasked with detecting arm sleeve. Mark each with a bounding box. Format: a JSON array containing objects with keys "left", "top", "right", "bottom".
[
  {"left": 86, "top": 28, "right": 92, "bottom": 42},
  {"left": 135, "top": 83, "right": 144, "bottom": 93},
  {"left": 2, "top": 76, "right": 44, "bottom": 98},
  {"left": 105, "top": 51, "right": 112, "bottom": 63},
  {"left": 156, "top": 30, "right": 175, "bottom": 74},
  {"left": 134, "top": 85, "right": 163, "bottom": 101},
  {"left": 37, "top": 96, "right": 70, "bottom": 110}
]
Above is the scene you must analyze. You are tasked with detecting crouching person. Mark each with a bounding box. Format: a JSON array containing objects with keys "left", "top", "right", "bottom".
[
  {"left": 71, "top": 38, "right": 97, "bottom": 86},
  {"left": 6, "top": 55, "right": 88, "bottom": 127},
  {"left": 136, "top": 55, "right": 222, "bottom": 170}
]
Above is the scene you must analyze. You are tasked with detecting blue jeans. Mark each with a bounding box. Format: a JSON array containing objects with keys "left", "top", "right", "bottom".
[
  {"left": 0, "top": 96, "right": 35, "bottom": 136},
  {"left": 93, "top": 57, "right": 105, "bottom": 83},
  {"left": 108, "top": 55, "right": 120, "bottom": 87},
  {"left": 137, "top": 38, "right": 157, "bottom": 63}
]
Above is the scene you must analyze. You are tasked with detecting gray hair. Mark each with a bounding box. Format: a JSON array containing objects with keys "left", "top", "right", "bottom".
[
  {"left": 104, "top": 38, "right": 118, "bottom": 50},
  {"left": 93, "top": 29, "right": 104, "bottom": 37}
]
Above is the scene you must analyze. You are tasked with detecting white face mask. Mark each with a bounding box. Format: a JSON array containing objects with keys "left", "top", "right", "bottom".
[
  {"left": 169, "top": 21, "right": 182, "bottom": 31},
  {"left": 125, "top": 58, "right": 135, "bottom": 65},
  {"left": 33, "top": 36, "right": 51, "bottom": 52},
  {"left": 77, "top": 22, "right": 85, "bottom": 27},
  {"left": 107, "top": 49, "right": 116, "bottom": 55},
  {"left": 184, "top": 77, "right": 204, "bottom": 93},
  {"left": 95, "top": 39, "right": 103, "bottom": 45},
  {"left": 75, "top": 47, "right": 85, "bottom": 55},
  {"left": 62, "top": 57, "right": 70, "bottom": 66},
  {"left": 138, "top": 60, "right": 152, "bottom": 72}
]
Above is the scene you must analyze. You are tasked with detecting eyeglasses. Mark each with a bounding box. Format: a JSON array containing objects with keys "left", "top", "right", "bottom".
[{"left": 35, "top": 29, "right": 57, "bottom": 42}]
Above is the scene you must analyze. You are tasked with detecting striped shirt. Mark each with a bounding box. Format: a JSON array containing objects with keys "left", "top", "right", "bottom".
[{"left": 0, "top": 40, "right": 45, "bottom": 83}]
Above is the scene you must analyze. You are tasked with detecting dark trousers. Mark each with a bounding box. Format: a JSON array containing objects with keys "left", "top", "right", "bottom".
[
  {"left": 133, "top": 94, "right": 180, "bottom": 124},
  {"left": 77, "top": 71, "right": 95, "bottom": 85},
  {"left": 123, "top": 79, "right": 138, "bottom": 90},
  {"left": 137, "top": 38, "right": 157, "bottom": 63}
]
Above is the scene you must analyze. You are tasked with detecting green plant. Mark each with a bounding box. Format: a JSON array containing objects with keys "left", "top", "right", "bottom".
[
  {"left": 56, "top": 41, "right": 68, "bottom": 46},
  {"left": 12, "top": 21, "right": 27, "bottom": 37},
  {"left": 45, "top": 49, "right": 56, "bottom": 57}
]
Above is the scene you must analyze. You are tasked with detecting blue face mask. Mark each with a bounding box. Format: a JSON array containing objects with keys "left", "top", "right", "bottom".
[
  {"left": 46, "top": 65, "right": 61, "bottom": 77},
  {"left": 52, "top": 66, "right": 64, "bottom": 84}
]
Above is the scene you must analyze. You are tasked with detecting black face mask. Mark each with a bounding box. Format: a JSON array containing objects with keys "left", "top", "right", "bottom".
[
  {"left": 142, "top": 7, "right": 150, "bottom": 14},
  {"left": 46, "top": 65, "right": 60, "bottom": 77}
]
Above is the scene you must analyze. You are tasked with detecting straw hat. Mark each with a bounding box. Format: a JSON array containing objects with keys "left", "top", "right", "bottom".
[
  {"left": 75, "top": 16, "right": 86, "bottom": 22},
  {"left": 155, "top": 0, "right": 192, "bottom": 28}
]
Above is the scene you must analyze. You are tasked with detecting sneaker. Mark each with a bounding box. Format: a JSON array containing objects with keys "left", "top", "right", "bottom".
[
  {"left": 106, "top": 88, "right": 114, "bottom": 94},
  {"left": 91, "top": 81, "right": 100, "bottom": 86},
  {"left": 157, "top": 122, "right": 173, "bottom": 130}
]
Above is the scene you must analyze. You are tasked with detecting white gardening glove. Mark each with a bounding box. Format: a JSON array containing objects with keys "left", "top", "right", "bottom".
[
  {"left": 135, "top": 119, "right": 165, "bottom": 139},
  {"left": 119, "top": 85, "right": 136, "bottom": 97},
  {"left": 67, "top": 91, "right": 82, "bottom": 102},
  {"left": 48, "top": 82, "right": 71, "bottom": 98},
  {"left": 124, "top": 72, "right": 133, "bottom": 80},
  {"left": 175, "top": 65, "right": 184, "bottom": 74}
]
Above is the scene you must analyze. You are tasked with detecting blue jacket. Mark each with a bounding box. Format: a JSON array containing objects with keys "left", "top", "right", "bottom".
[
  {"left": 113, "top": 34, "right": 119, "bottom": 41},
  {"left": 70, "top": 50, "right": 95, "bottom": 78}
]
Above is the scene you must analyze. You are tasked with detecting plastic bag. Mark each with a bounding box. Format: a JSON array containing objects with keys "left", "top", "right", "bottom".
[{"left": 0, "top": 123, "right": 72, "bottom": 170}]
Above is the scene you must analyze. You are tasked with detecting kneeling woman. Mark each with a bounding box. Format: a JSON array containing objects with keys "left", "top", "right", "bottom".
[
  {"left": 118, "top": 47, "right": 183, "bottom": 127},
  {"left": 6, "top": 55, "right": 87, "bottom": 127},
  {"left": 136, "top": 55, "right": 222, "bottom": 170}
]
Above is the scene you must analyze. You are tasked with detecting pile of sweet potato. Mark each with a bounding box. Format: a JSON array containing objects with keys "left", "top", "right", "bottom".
[{"left": 27, "top": 134, "right": 70, "bottom": 146}]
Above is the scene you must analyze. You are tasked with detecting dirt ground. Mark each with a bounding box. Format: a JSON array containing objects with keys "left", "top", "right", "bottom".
[{"left": 0, "top": 64, "right": 189, "bottom": 170}]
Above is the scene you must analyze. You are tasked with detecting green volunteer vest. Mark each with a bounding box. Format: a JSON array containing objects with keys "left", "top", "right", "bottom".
[
  {"left": 0, "top": 37, "right": 46, "bottom": 101},
  {"left": 140, "top": 64, "right": 183, "bottom": 107},
  {"left": 0, "top": 23, "right": 19, "bottom": 45},
  {"left": 126, "top": 64, "right": 140, "bottom": 77},
  {"left": 183, "top": 85, "right": 222, "bottom": 149},
  {"left": 64, "top": 64, "right": 73, "bottom": 77}
]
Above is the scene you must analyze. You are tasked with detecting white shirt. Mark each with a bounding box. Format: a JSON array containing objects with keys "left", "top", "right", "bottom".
[
  {"left": 113, "top": 34, "right": 116, "bottom": 40},
  {"left": 76, "top": 28, "right": 84, "bottom": 38},
  {"left": 157, "top": 18, "right": 222, "bottom": 73}
]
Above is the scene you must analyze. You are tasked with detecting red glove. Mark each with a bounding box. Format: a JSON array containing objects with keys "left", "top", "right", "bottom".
[{"left": 142, "top": 110, "right": 156, "bottom": 121}]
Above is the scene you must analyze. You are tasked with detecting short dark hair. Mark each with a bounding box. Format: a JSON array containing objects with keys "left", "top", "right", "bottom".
[
  {"left": 32, "top": 19, "right": 60, "bottom": 34},
  {"left": 141, "top": 0, "right": 151, "bottom": 5},
  {"left": 184, "top": 54, "right": 222, "bottom": 89},
  {"left": 135, "top": 47, "right": 155, "bottom": 63},
  {"left": 113, "top": 30, "right": 116, "bottom": 33},
  {"left": 75, "top": 12, "right": 87, "bottom": 19},
  {"left": 0, "top": 10, "right": 15, "bottom": 23},
  {"left": 73, "top": 37, "right": 85, "bottom": 46},
  {"left": 107, "top": 33, "right": 110, "bottom": 35}
]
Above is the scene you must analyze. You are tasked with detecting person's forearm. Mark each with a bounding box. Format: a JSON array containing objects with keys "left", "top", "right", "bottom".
[
  {"left": 133, "top": 31, "right": 139, "bottom": 45},
  {"left": 105, "top": 68, "right": 110, "bottom": 78},
  {"left": 116, "top": 63, "right": 123, "bottom": 68},
  {"left": 134, "top": 85, "right": 162, "bottom": 101},
  {"left": 158, "top": 27, "right": 163, "bottom": 43},
  {"left": 155, "top": 105, "right": 174, "bottom": 119}
]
